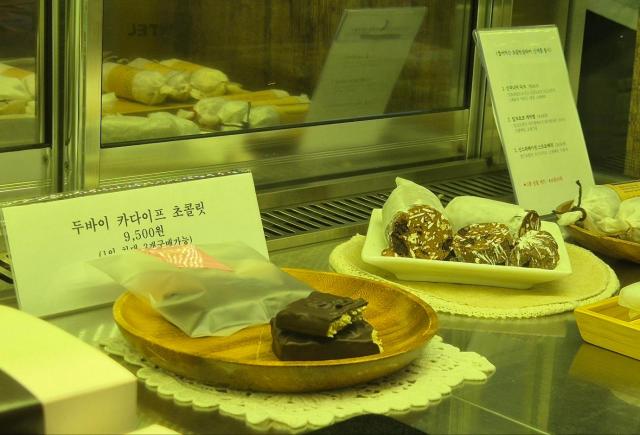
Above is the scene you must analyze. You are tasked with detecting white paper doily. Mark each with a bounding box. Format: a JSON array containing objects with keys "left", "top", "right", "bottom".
[{"left": 102, "top": 334, "right": 495, "bottom": 433}]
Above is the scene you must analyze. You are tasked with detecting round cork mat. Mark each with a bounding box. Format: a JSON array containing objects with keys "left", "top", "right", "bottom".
[{"left": 329, "top": 235, "right": 619, "bottom": 318}]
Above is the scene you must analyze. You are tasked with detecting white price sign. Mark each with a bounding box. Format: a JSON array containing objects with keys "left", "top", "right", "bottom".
[
  {"left": 475, "top": 26, "right": 594, "bottom": 213},
  {"left": 1, "top": 172, "right": 267, "bottom": 317}
]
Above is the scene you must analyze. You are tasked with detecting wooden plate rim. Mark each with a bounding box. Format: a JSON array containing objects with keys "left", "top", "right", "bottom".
[{"left": 113, "top": 267, "right": 439, "bottom": 368}]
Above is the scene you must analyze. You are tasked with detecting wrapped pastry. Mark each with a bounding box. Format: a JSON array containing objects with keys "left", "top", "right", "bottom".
[
  {"left": 220, "top": 125, "right": 242, "bottom": 132},
  {"left": 226, "top": 82, "right": 247, "bottom": 94},
  {"left": 618, "top": 282, "right": 640, "bottom": 320},
  {"left": 101, "top": 92, "right": 117, "bottom": 114},
  {"left": 508, "top": 230, "right": 559, "bottom": 270},
  {"left": 101, "top": 112, "right": 199, "bottom": 143},
  {"left": 452, "top": 222, "right": 513, "bottom": 265},
  {"left": 0, "top": 99, "right": 27, "bottom": 116},
  {"left": 218, "top": 100, "right": 249, "bottom": 126},
  {"left": 591, "top": 196, "right": 640, "bottom": 242},
  {"left": 176, "top": 108, "right": 195, "bottom": 120},
  {"left": 248, "top": 105, "right": 280, "bottom": 128},
  {"left": 102, "top": 62, "right": 171, "bottom": 105},
  {"left": 224, "top": 89, "right": 290, "bottom": 101},
  {"left": 0, "top": 64, "right": 34, "bottom": 116},
  {"left": 0, "top": 75, "right": 30, "bottom": 115},
  {"left": 193, "top": 97, "right": 226, "bottom": 128},
  {"left": 23, "top": 73, "right": 35, "bottom": 98},
  {"left": 218, "top": 102, "right": 282, "bottom": 128},
  {"left": 444, "top": 196, "right": 540, "bottom": 237},
  {"left": 195, "top": 99, "right": 248, "bottom": 127},
  {"left": 147, "top": 112, "right": 200, "bottom": 135},
  {"left": 0, "top": 63, "right": 35, "bottom": 98},
  {"left": 556, "top": 184, "right": 624, "bottom": 235},
  {"left": 25, "top": 100, "right": 35, "bottom": 115},
  {"left": 160, "top": 59, "right": 229, "bottom": 99},
  {"left": 0, "top": 75, "right": 30, "bottom": 101},
  {"left": 128, "top": 57, "right": 191, "bottom": 101},
  {"left": 193, "top": 98, "right": 280, "bottom": 129},
  {"left": 615, "top": 197, "right": 640, "bottom": 242}
]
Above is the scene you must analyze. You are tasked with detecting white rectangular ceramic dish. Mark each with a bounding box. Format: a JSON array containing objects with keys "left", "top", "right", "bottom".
[{"left": 361, "top": 209, "right": 572, "bottom": 289}]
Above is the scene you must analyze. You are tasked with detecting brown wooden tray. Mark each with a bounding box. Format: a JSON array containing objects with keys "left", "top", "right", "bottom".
[
  {"left": 113, "top": 268, "right": 438, "bottom": 393},
  {"left": 557, "top": 201, "right": 640, "bottom": 263}
]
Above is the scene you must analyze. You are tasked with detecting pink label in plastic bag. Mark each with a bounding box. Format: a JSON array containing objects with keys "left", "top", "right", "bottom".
[{"left": 141, "top": 245, "right": 233, "bottom": 271}]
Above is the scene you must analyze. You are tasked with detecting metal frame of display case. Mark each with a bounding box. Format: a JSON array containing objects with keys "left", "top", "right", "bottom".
[{"left": 65, "top": 0, "right": 498, "bottom": 202}]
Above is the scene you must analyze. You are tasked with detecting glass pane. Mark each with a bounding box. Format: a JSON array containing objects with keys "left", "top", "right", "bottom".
[
  {"left": 101, "top": 0, "right": 472, "bottom": 145},
  {"left": 578, "top": 11, "right": 635, "bottom": 176},
  {"left": 0, "top": 0, "right": 41, "bottom": 149}
]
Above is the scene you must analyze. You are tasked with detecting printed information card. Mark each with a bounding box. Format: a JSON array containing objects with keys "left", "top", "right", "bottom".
[
  {"left": 1, "top": 171, "right": 267, "bottom": 317},
  {"left": 475, "top": 26, "right": 595, "bottom": 214},
  {"left": 307, "top": 7, "right": 426, "bottom": 121}
]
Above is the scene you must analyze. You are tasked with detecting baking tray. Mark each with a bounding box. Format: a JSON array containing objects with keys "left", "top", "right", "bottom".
[{"left": 113, "top": 268, "right": 438, "bottom": 393}]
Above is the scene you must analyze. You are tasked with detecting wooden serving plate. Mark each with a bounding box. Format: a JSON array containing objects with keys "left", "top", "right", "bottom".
[
  {"left": 113, "top": 268, "right": 438, "bottom": 393},
  {"left": 557, "top": 201, "right": 640, "bottom": 263},
  {"left": 575, "top": 296, "right": 640, "bottom": 361}
]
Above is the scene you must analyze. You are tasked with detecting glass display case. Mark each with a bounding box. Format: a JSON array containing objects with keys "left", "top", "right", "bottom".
[
  {"left": 0, "top": 1, "right": 634, "bottom": 204},
  {"left": 1, "top": 2, "right": 640, "bottom": 434},
  {"left": 0, "top": 0, "right": 59, "bottom": 204},
  {"left": 0, "top": 0, "right": 40, "bottom": 148},
  {"left": 570, "top": 0, "right": 638, "bottom": 178},
  {"left": 64, "top": 0, "right": 624, "bottom": 206},
  {"left": 99, "top": 0, "right": 470, "bottom": 143},
  {"left": 68, "top": 0, "right": 479, "bottom": 194},
  {"left": 0, "top": 1, "right": 634, "bottom": 250}
]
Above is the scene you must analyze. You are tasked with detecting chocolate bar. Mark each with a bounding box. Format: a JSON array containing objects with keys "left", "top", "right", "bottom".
[
  {"left": 275, "top": 291, "right": 367, "bottom": 337},
  {"left": 270, "top": 318, "right": 382, "bottom": 361}
]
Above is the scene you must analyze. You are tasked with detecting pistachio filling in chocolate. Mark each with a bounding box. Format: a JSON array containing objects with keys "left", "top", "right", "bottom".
[{"left": 326, "top": 306, "right": 366, "bottom": 337}]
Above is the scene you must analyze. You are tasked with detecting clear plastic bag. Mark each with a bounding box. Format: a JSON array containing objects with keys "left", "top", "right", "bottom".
[{"left": 93, "top": 242, "right": 313, "bottom": 337}]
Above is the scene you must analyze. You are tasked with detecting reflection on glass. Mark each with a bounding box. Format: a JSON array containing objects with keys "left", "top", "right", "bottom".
[
  {"left": 101, "top": 0, "right": 471, "bottom": 145},
  {"left": 0, "top": 0, "right": 40, "bottom": 149}
]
